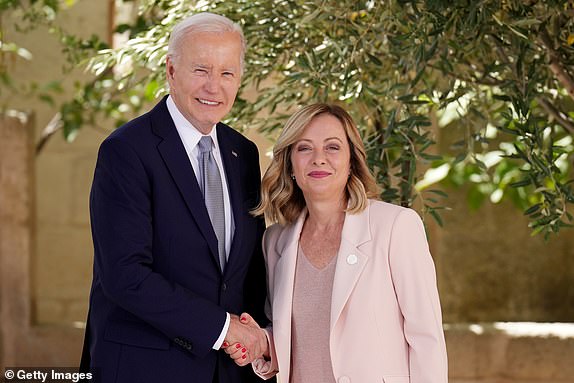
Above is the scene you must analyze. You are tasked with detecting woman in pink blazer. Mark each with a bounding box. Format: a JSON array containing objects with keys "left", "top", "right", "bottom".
[{"left": 225, "top": 103, "right": 448, "bottom": 383}]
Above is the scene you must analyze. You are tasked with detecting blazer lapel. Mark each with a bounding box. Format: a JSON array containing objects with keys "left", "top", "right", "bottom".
[
  {"left": 152, "top": 99, "right": 220, "bottom": 268},
  {"left": 330, "top": 204, "right": 371, "bottom": 332},
  {"left": 272, "top": 211, "right": 306, "bottom": 380}
]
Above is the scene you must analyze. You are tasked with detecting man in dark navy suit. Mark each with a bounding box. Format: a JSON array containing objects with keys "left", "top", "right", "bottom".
[{"left": 80, "top": 12, "right": 270, "bottom": 383}]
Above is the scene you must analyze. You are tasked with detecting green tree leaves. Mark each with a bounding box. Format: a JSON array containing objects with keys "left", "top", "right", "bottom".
[{"left": 7, "top": 0, "right": 574, "bottom": 236}]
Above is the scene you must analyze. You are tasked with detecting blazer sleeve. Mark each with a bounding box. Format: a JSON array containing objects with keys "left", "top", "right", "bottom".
[
  {"left": 252, "top": 226, "right": 280, "bottom": 380},
  {"left": 242, "top": 141, "right": 269, "bottom": 328},
  {"left": 388, "top": 209, "right": 448, "bottom": 383},
  {"left": 90, "top": 136, "right": 227, "bottom": 357}
]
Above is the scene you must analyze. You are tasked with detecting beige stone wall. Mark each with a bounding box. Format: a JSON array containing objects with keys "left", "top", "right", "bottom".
[
  {"left": 0, "top": 113, "right": 34, "bottom": 367},
  {"left": 0, "top": 112, "right": 86, "bottom": 368},
  {"left": 431, "top": 123, "right": 574, "bottom": 323},
  {"left": 432, "top": 190, "right": 574, "bottom": 323},
  {"left": 447, "top": 323, "right": 574, "bottom": 383},
  {"left": 5, "top": 0, "right": 111, "bottom": 326}
]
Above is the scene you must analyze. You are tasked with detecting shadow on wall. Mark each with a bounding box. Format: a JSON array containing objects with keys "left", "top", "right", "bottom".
[
  {"left": 431, "top": 185, "right": 574, "bottom": 323},
  {"left": 446, "top": 322, "right": 574, "bottom": 382}
]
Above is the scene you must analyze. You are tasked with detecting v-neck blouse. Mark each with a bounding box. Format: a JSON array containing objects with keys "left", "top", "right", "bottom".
[{"left": 289, "top": 244, "right": 337, "bottom": 383}]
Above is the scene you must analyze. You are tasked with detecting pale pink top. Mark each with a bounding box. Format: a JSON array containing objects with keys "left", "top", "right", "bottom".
[{"left": 290, "top": 244, "right": 337, "bottom": 383}]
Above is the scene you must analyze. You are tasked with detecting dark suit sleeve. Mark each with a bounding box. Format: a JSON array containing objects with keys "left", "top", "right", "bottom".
[
  {"left": 90, "top": 136, "right": 226, "bottom": 357},
  {"left": 241, "top": 141, "right": 270, "bottom": 328}
]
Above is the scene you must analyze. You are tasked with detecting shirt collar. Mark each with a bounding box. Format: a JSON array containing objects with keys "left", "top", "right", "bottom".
[{"left": 166, "top": 95, "right": 220, "bottom": 154}]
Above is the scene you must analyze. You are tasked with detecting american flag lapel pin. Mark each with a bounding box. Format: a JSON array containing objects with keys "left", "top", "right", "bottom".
[{"left": 231, "top": 150, "right": 238, "bottom": 158}]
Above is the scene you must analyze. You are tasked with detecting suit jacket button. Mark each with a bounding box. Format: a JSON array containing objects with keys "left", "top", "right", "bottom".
[{"left": 222, "top": 283, "right": 227, "bottom": 291}]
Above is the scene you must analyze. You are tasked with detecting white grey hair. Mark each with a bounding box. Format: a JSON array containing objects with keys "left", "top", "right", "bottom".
[{"left": 167, "top": 12, "right": 246, "bottom": 73}]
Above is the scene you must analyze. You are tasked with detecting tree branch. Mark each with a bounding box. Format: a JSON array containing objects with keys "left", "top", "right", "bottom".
[
  {"left": 427, "top": 63, "right": 505, "bottom": 86},
  {"left": 537, "top": 96, "right": 574, "bottom": 135},
  {"left": 35, "top": 112, "right": 62, "bottom": 155},
  {"left": 539, "top": 28, "right": 574, "bottom": 101},
  {"left": 487, "top": 33, "right": 512, "bottom": 66},
  {"left": 34, "top": 67, "right": 141, "bottom": 154}
]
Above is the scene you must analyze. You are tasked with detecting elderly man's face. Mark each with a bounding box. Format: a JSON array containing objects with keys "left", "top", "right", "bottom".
[{"left": 166, "top": 31, "right": 242, "bottom": 134}]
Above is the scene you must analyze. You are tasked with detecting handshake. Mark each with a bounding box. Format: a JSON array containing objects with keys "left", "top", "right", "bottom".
[{"left": 222, "top": 313, "right": 269, "bottom": 367}]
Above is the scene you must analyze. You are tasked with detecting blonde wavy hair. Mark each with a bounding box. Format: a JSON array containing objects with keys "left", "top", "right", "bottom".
[{"left": 253, "top": 103, "right": 379, "bottom": 225}]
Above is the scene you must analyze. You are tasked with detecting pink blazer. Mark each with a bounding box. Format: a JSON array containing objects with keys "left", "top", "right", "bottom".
[{"left": 253, "top": 200, "right": 448, "bottom": 383}]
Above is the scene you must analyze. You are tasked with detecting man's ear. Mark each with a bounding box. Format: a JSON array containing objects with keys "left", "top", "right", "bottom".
[{"left": 166, "top": 57, "right": 175, "bottom": 81}]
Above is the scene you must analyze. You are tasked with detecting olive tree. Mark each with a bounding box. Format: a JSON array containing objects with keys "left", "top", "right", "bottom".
[{"left": 28, "top": 0, "right": 574, "bottom": 236}]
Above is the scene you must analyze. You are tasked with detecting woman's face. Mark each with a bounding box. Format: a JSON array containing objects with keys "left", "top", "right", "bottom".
[{"left": 290, "top": 113, "right": 351, "bottom": 204}]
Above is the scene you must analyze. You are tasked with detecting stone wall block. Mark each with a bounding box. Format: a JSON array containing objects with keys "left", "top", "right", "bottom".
[
  {"left": 0, "top": 114, "right": 33, "bottom": 223},
  {"left": 505, "top": 336, "right": 574, "bottom": 379},
  {"left": 0, "top": 113, "right": 34, "bottom": 367}
]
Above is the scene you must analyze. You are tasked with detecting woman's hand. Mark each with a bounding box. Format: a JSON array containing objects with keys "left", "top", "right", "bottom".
[
  {"left": 222, "top": 340, "right": 250, "bottom": 366},
  {"left": 222, "top": 313, "right": 269, "bottom": 366}
]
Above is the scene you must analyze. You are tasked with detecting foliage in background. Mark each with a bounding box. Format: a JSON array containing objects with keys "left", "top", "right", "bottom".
[
  {"left": 6, "top": 0, "right": 574, "bottom": 237},
  {"left": 0, "top": 0, "right": 78, "bottom": 103}
]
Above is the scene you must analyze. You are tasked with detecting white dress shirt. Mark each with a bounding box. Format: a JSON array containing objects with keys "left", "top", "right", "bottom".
[{"left": 166, "top": 95, "right": 233, "bottom": 349}]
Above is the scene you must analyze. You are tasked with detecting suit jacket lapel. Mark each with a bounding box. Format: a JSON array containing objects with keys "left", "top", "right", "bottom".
[
  {"left": 272, "top": 211, "right": 306, "bottom": 379},
  {"left": 272, "top": 206, "right": 371, "bottom": 378},
  {"left": 151, "top": 98, "right": 220, "bottom": 269},
  {"left": 217, "top": 125, "right": 244, "bottom": 275},
  {"left": 330, "top": 204, "right": 371, "bottom": 333}
]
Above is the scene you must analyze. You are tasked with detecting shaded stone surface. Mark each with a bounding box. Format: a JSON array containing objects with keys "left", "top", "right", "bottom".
[
  {"left": 447, "top": 322, "right": 574, "bottom": 382},
  {"left": 428, "top": 185, "right": 574, "bottom": 323},
  {"left": 0, "top": 113, "right": 84, "bottom": 368}
]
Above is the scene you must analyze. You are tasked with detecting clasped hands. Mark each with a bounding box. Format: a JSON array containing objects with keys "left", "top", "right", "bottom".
[{"left": 222, "top": 313, "right": 269, "bottom": 366}]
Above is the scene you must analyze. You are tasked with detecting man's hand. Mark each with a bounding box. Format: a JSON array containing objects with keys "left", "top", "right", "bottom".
[{"left": 223, "top": 313, "right": 268, "bottom": 366}]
